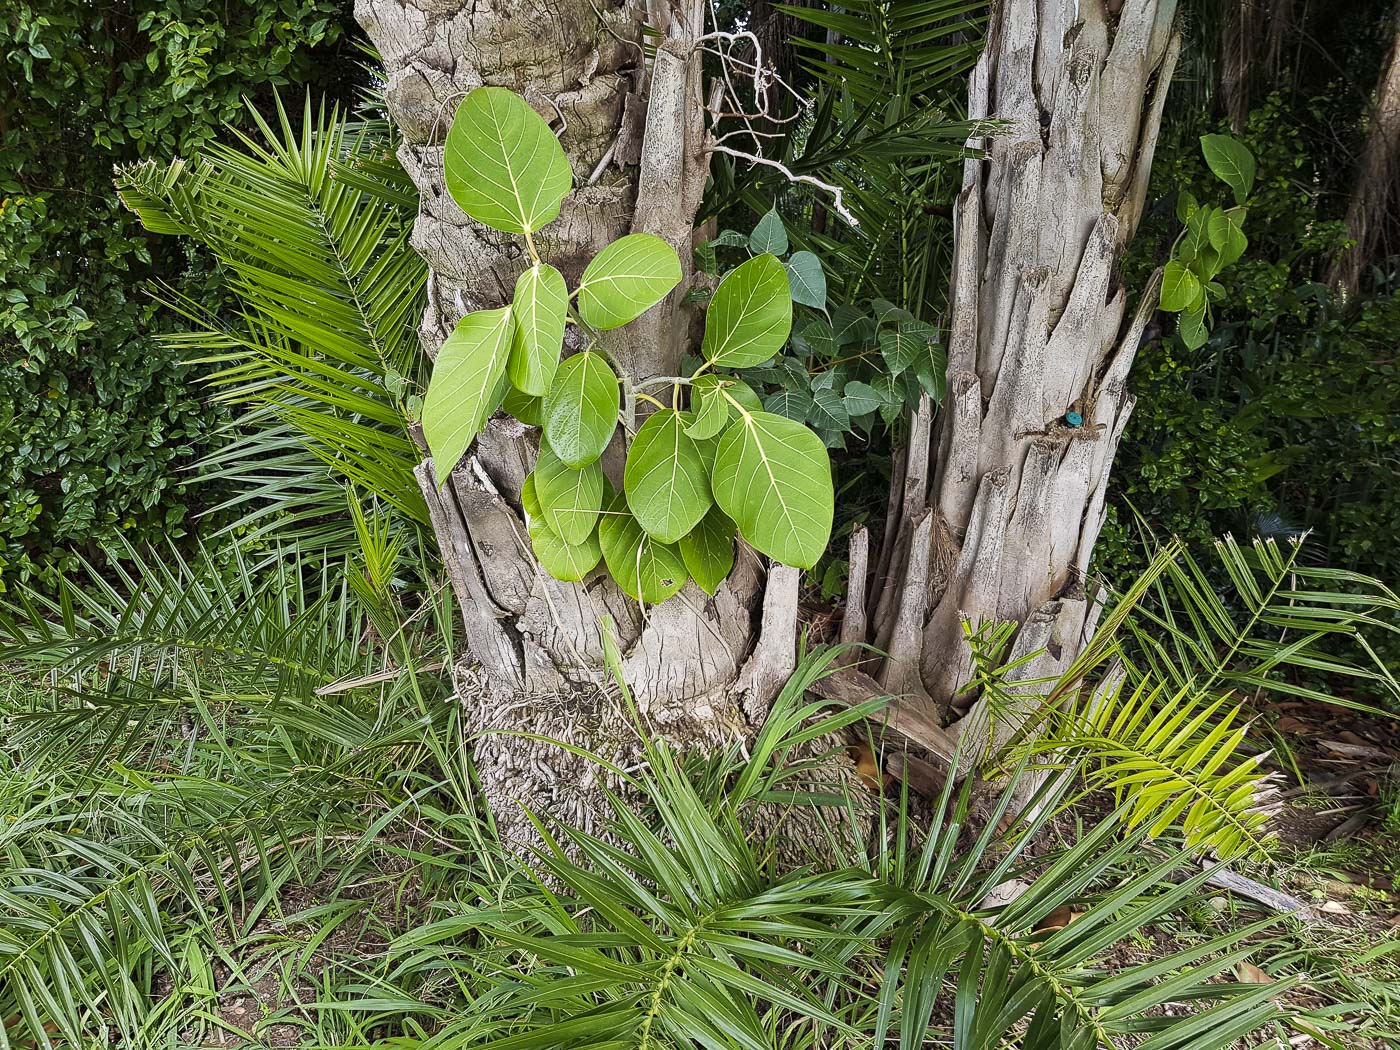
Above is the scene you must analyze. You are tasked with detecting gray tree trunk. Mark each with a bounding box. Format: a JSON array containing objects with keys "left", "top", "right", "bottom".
[
  {"left": 852, "top": 0, "right": 1181, "bottom": 775},
  {"left": 356, "top": 0, "right": 1181, "bottom": 837}
]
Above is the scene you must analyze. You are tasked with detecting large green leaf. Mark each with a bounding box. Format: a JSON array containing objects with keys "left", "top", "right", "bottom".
[
  {"left": 679, "top": 507, "right": 736, "bottom": 595},
  {"left": 502, "top": 386, "right": 544, "bottom": 426},
  {"left": 542, "top": 351, "right": 619, "bottom": 468},
  {"left": 1200, "top": 134, "right": 1256, "bottom": 205},
  {"left": 711, "top": 411, "right": 833, "bottom": 570},
  {"left": 878, "top": 320, "right": 939, "bottom": 375},
  {"left": 423, "top": 306, "right": 515, "bottom": 486},
  {"left": 785, "top": 251, "right": 827, "bottom": 310},
  {"left": 575, "top": 233, "right": 682, "bottom": 330},
  {"left": 624, "top": 409, "right": 713, "bottom": 544},
  {"left": 509, "top": 263, "right": 568, "bottom": 395},
  {"left": 701, "top": 254, "right": 793, "bottom": 368},
  {"left": 598, "top": 493, "right": 688, "bottom": 603},
  {"left": 523, "top": 475, "right": 601, "bottom": 581},
  {"left": 1159, "top": 262, "right": 1202, "bottom": 313},
  {"left": 534, "top": 444, "right": 603, "bottom": 545},
  {"left": 1207, "top": 211, "right": 1248, "bottom": 270},
  {"left": 749, "top": 207, "right": 788, "bottom": 255},
  {"left": 444, "top": 87, "right": 572, "bottom": 235}
]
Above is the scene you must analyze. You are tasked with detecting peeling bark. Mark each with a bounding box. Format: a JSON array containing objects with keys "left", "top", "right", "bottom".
[{"left": 852, "top": 0, "right": 1182, "bottom": 776}]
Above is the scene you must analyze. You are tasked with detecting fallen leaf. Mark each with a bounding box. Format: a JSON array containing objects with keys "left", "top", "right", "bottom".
[
  {"left": 1033, "top": 905, "right": 1085, "bottom": 934},
  {"left": 850, "top": 743, "right": 891, "bottom": 791},
  {"left": 1274, "top": 715, "right": 1307, "bottom": 734},
  {"left": 1319, "top": 739, "right": 1391, "bottom": 761},
  {"left": 1233, "top": 960, "right": 1274, "bottom": 984}
]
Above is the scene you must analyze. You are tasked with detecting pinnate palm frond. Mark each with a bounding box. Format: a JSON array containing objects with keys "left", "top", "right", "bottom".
[
  {"left": 116, "top": 96, "right": 429, "bottom": 545},
  {"left": 1043, "top": 677, "right": 1278, "bottom": 861},
  {"left": 1005, "top": 535, "right": 1396, "bottom": 861},
  {"left": 1127, "top": 534, "right": 1400, "bottom": 712},
  {"left": 0, "top": 534, "right": 468, "bottom": 1049},
  {"left": 780, "top": 0, "right": 987, "bottom": 115},
  {"left": 0, "top": 538, "right": 394, "bottom": 769},
  {"left": 394, "top": 647, "right": 1288, "bottom": 1050}
]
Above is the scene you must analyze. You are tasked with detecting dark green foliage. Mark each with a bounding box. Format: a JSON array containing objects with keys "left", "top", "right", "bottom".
[
  {"left": 0, "top": 0, "right": 357, "bottom": 583},
  {"left": 1105, "top": 96, "right": 1400, "bottom": 600}
]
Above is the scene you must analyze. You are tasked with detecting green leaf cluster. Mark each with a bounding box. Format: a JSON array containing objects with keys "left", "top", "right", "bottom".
[
  {"left": 1158, "top": 134, "right": 1256, "bottom": 349},
  {"left": 693, "top": 215, "right": 948, "bottom": 451},
  {"left": 0, "top": 0, "right": 355, "bottom": 585},
  {"left": 423, "top": 90, "right": 836, "bottom": 600}
]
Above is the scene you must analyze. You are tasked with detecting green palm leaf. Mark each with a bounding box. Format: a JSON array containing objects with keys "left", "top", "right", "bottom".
[{"left": 117, "top": 95, "right": 429, "bottom": 549}]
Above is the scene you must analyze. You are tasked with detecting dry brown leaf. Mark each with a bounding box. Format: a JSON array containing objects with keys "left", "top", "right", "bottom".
[
  {"left": 850, "top": 743, "right": 891, "bottom": 792},
  {"left": 1033, "top": 905, "right": 1085, "bottom": 935},
  {"left": 1233, "top": 960, "right": 1274, "bottom": 984}
]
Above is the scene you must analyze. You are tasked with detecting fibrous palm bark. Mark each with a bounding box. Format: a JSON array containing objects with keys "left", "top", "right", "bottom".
[
  {"left": 357, "top": 0, "right": 1182, "bottom": 836},
  {"left": 850, "top": 0, "right": 1180, "bottom": 773},
  {"left": 356, "top": 0, "right": 807, "bottom": 850}
]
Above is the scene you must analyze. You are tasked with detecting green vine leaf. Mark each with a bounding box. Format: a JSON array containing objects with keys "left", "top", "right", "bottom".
[
  {"left": 576, "top": 233, "right": 682, "bottom": 330},
  {"left": 502, "top": 386, "right": 545, "bottom": 426},
  {"left": 542, "top": 351, "right": 619, "bottom": 468},
  {"left": 749, "top": 207, "right": 788, "bottom": 255},
  {"left": 686, "top": 376, "right": 731, "bottom": 440},
  {"left": 598, "top": 492, "right": 688, "bottom": 603},
  {"left": 523, "top": 475, "right": 601, "bottom": 581},
  {"left": 1207, "top": 211, "right": 1248, "bottom": 270},
  {"left": 679, "top": 507, "right": 737, "bottom": 595},
  {"left": 842, "top": 380, "right": 881, "bottom": 418},
  {"left": 711, "top": 410, "right": 833, "bottom": 570},
  {"left": 624, "top": 409, "right": 713, "bottom": 545},
  {"left": 534, "top": 444, "right": 604, "bottom": 545},
  {"left": 763, "top": 388, "right": 814, "bottom": 422},
  {"left": 1179, "top": 301, "right": 1209, "bottom": 350},
  {"left": 879, "top": 319, "right": 939, "bottom": 376},
  {"left": 444, "top": 87, "right": 572, "bottom": 235},
  {"left": 808, "top": 386, "right": 850, "bottom": 432},
  {"left": 784, "top": 251, "right": 826, "bottom": 310},
  {"left": 423, "top": 306, "right": 515, "bottom": 486},
  {"left": 1200, "top": 134, "right": 1256, "bottom": 205},
  {"left": 509, "top": 263, "right": 568, "bottom": 395},
  {"left": 1159, "top": 262, "right": 1202, "bottom": 313},
  {"left": 701, "top": 254, "right": 793, "bottom": 369}
]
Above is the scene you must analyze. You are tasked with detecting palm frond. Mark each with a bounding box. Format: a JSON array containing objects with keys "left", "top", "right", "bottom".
[
  {"left": 1128, "top": 535, "right": 1400, "bottom": 713},
  {"left": 1043, "top": 677, "right": 1278, "bottom": 861},
  {"left": 116, "top": 95, "right": 429, "bottom": 548},
  {"left": 990, "top": 535, "right": 1395, "bottom": 861},
  {"left": 391, "top": 649, "right": 1288, "bottom": 1050},
  {"left": 0, "top": 537, "right": 478, "bottom": 1048}
]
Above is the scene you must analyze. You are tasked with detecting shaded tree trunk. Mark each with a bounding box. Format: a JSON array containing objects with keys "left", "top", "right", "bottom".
[
  {"left": 1331, "top": 0, "right": 1400, "bottom": 295},
  {"left": 357, "top": 0, "right": 1181, "bottom": 838}
]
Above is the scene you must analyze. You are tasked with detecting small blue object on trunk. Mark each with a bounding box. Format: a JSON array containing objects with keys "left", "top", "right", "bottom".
[{"left": 1064, "top": 411, "right": 1084, "bottom": 427}]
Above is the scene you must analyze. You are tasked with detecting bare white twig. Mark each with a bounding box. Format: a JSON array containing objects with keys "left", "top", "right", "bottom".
[{"left": 708, "top": 143, "right": 860, "bottom": 228}]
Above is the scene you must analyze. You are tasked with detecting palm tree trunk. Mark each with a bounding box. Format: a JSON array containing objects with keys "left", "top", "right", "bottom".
[
  {"left": 357, "top": 0, "right": 1183, "bottom": 837},
  {"left": 855, "top": 0, "right": 1182, "bottom": 774}
]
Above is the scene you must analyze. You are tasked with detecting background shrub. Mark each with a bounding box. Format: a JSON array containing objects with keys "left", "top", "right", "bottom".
[
  {"left": 1104, "top": 92, "right": 1399, "bottom": 591},
  {"left": 0, "top": 0, "right": 358, "bottom": 583}
]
